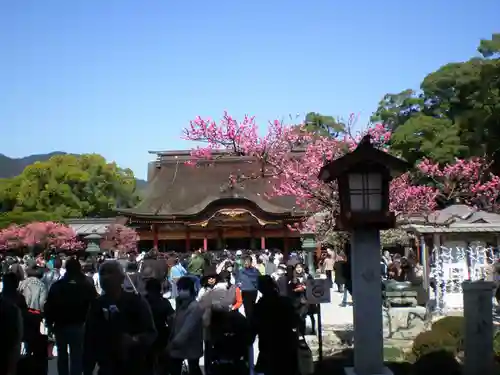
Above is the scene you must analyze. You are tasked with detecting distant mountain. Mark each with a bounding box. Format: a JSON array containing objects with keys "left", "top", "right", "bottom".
[{"left": 0, "top": 152, "right": 147, "bottom": 189}]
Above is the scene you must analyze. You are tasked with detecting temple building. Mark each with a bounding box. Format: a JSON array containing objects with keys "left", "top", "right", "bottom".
[{"left": 116, "top": 150, "right": 307, "bottom": 253}]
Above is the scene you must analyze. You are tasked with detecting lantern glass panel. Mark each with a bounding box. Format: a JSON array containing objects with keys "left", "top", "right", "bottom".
[{"left": 348, "top": 172, "right": 383, "bottom": 212}]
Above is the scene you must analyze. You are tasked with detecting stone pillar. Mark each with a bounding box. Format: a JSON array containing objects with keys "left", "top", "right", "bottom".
[
  {"left": 433, "top": 233, "right": 441, "bottom": 248},
  {"left": 345, "top": 229, "right": 391, "bottom": 375},
  {"left": 307, "top": 250, "right": 316, "bottom": 277},
  {"left": 462, "top": 280, "right": 495, "bottom": 375},
  {"left": 420, "top": 236, "right": 429, "bottom": 291}
]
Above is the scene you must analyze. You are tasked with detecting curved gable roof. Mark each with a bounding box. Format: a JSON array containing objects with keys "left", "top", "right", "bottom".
[{"left": 118, "top": 156, "right": 304, "bottom": 219}]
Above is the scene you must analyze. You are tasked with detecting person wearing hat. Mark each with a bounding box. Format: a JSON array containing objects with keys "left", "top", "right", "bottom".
[
  {"left": 197, "top": 265, "right": 222, "bottom": 301},
  {"left": 218, "top": 270, "right": 243, "bottom": 311},
  {"left": 235, "top": 250, "right": 243, "bottom": 270},
  {"left": 197, "top": 265, "right": 234, "bottom": 375}
]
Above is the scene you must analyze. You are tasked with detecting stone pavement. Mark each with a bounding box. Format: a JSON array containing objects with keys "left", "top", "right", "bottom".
[{"left": 305, "top": 288, "right": 431, "bottom": 360}]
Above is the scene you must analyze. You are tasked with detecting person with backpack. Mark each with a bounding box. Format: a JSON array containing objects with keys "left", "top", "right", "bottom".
[
  {"left": 18, "top": 265, "right": 48, "bottom": 359},
  {"left": 123, "top": 261, "right": 146, "bottom": 295},
  {"left": 198, "top": 267, "right": 244, "bottom": 374},
  {"left": 218, "top": 270, "right": 243, "bottom": 311},
  {"left": 144, "top": 278, "right": 174, "bottom": 375},
  {"left": 167, "top": 276, "right": 204, "bottom": 375},
  {"left": 44, "top": 258, "right": 98, "bottom": 375},
  {"left": 83, "top": 260, "right": 157, "bottom": 375},
  {"left": 207, "top": 305, "right": 252, "bottom": 375}
]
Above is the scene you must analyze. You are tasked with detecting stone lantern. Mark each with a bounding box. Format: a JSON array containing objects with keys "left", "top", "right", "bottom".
[
  {"left": 84, "top": 230, "right": 102, "bottom": 254},
  {"left": 301, "top": 232, "right": 317, "bottom": 277},
  {"left": 318, "top": 135, "right": 410, "bottom": 231},
  {"left": 318, "top": 135, "right": 411, "bottom": 375}
]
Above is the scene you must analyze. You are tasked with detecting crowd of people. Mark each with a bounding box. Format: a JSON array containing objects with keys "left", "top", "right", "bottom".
[{"left": 0, "top": 247, "right": 321, "bottom": 375}]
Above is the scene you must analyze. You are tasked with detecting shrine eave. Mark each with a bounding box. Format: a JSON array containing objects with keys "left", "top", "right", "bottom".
[{"left": 114, "top": 208, "right": 307, "bottom": 225}]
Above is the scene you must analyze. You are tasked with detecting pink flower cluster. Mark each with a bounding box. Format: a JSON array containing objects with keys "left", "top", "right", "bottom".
[
  {"left": 183, "top": 112, "right": 500, "bottom": 224},
  {"left": 102, "top": 224, "right": 138, "bottom": 253},
  {"left": 0, "top": 221, "right": 83, "bottom": 251},
  {"left": 418, "top": 158, "right": 500, "bottom": 211}
]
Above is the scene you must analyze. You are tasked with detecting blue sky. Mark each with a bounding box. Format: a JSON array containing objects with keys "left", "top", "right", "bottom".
[{"left": 1, "top": 0, "right": 498, "bottom": 179}]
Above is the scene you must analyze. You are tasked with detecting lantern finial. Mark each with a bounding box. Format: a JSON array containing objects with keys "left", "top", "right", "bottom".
[{"left": 359, "top": 134, "right": 372, "bottom": 147}]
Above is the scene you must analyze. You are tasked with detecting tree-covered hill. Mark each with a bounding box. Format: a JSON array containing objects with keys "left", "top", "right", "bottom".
[{"left": 0, "top": 152, "right": 147, "bottom": 188}]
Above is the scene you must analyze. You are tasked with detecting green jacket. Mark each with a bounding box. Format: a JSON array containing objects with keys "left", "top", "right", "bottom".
[{"left": 187, "top": 255, "right": 205, "bottom": 276}]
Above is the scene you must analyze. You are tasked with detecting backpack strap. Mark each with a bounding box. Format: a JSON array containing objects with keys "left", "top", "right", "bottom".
[{"left": 125, "top": 272, "right": 139, "bottom": 294}]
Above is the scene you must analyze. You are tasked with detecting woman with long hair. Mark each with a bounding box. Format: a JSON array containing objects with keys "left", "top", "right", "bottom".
[{"left": 290, "top": 263, "right": 312, "bottom": 336}]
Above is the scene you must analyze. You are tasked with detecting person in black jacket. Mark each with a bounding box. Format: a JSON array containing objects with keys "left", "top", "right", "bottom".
[
  {"left": 144, "top": 278, "right": 174, "bottom": 375},
  {"left": 333, "top": 253, "right": 346, "bottom": 293},
  {"left": 44, "top": 258, "right": 98, "bottom": 375},
  {"left": 340, "top": 250, "right": 352, "bottom": 307},
  {"left": 0, "top": 294, "right": 23, "bottom": 375},
  {"left": 83, "top": 260, "right": 157, "bottom": 375}
]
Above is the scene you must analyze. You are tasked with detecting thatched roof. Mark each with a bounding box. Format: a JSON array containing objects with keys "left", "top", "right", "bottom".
[{"left": 116, "top": 150, "right": 305, "bottom": 220}]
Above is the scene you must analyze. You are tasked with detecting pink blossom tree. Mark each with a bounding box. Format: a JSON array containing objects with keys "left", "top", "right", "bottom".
[
  {"left": 0, "top": 224, "right": 25, "bottom": 251},
  {"left": 0, "top": 221, "right": 83, "bottom": 251},
  {"left": 417, "top": 158, "right": 500, "bottom": 212},
  {"left": 183, "top": 112, "right": 500, "bottom": 230},
  {"left": 21, "top": 221, "right": 83, "bottom": 251},
  {"left": 102, "top": 224, "right": 138, "bottom": 254}
]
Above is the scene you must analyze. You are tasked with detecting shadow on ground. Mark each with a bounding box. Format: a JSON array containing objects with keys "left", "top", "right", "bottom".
[
  {"left": 314, "top": 349, "right": 471, "bottom": 375},
  {"left": 314, "top": 349, "right": 411, "bottom": 375}
]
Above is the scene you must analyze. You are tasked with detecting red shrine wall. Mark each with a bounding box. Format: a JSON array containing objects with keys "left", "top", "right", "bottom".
[{"left": 137, "top": 227, "right": 300, "bottom": 241}]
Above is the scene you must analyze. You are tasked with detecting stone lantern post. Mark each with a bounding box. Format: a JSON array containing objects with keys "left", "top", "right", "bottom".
[
  {"left": 301, "top": 232, "right": 317, "bottom": 277},
  {"left": 84, "top": 230, "right": 102, "bottom": 255},
  {"left": 318, "top": 135, "right": 411, "bottom": 375}
]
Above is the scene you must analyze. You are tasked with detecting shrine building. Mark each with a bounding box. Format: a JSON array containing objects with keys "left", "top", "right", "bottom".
[{"left": 116, "top": 150, "right": 307, "bottom": 253}]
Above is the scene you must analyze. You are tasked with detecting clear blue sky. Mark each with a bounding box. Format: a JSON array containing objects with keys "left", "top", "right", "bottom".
[{"left": 1, "top": 0, "right": 498, "bottom": 179}]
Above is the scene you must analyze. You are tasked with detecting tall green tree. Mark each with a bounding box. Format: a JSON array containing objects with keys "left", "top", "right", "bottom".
[
  {"left": 0, "top": 154, "right": 140, "bottom": 219},
  {"left": 372, "top": 33, "right": 500, "bottom": 168},
  {"left": 303, "top": 112, "right": 345, "bottom": 138}
]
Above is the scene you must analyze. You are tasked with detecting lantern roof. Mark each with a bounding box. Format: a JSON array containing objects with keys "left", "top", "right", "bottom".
[
  {"left": 84, "top": 230, "right": 102, "bottom": 240},
  {"left": 318, "top": 135, "right": 411, "bottom": 182}
]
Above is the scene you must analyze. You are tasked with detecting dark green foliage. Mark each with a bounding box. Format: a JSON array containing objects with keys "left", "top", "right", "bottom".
[
  {"left": 494, "top": 331, "right": 500, "bottom": 358},
  {"left": 0, "top": 152, "right": 67, "bottom": 178},
  {"left": 411, "top": 330, "right": 458, "bottom": 359},
  {"left": 0, "top": 211, "right": 64, "bottom": 229},
  {"left": 430, "top": 316, "right": 465, "bottom": 349},
  {"left": 0, "top": 153, "right": 143, "bottom": 219},
  {"left": 303, "top": 112, "right": 346, "bottom": 138},
  {"left": 0, "top": 152, "right": 146, "bottom": 186},
  {"left": 372, "top": 33, "right": 500, "bottom": 172}
]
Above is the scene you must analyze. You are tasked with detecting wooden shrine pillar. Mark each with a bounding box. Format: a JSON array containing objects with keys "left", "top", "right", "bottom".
[
  {"left": 260, "top": 236, "right": 266, "bottom": 250},
  {"left": 185, "top": 227, "right": 191, "bottom": 252},
  {"left": 283, "top": 224, "right": 289, "bottom": 257},
  {"left": 152, "top": 224, "right": 159, "bottom": 249},
  {"left": 203, "top": 237, "right": 208, "bottom": 251},
  {"left": 249, "top": 227, "right": 256, "bottom": 249},
  {"left": 217, "top": 228, "right": 223, "bottom": 249}
]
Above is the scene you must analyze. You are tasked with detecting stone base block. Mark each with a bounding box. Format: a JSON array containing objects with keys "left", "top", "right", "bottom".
[{"left": 344, "top": 366, "right": 393, "bottom": 375}]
